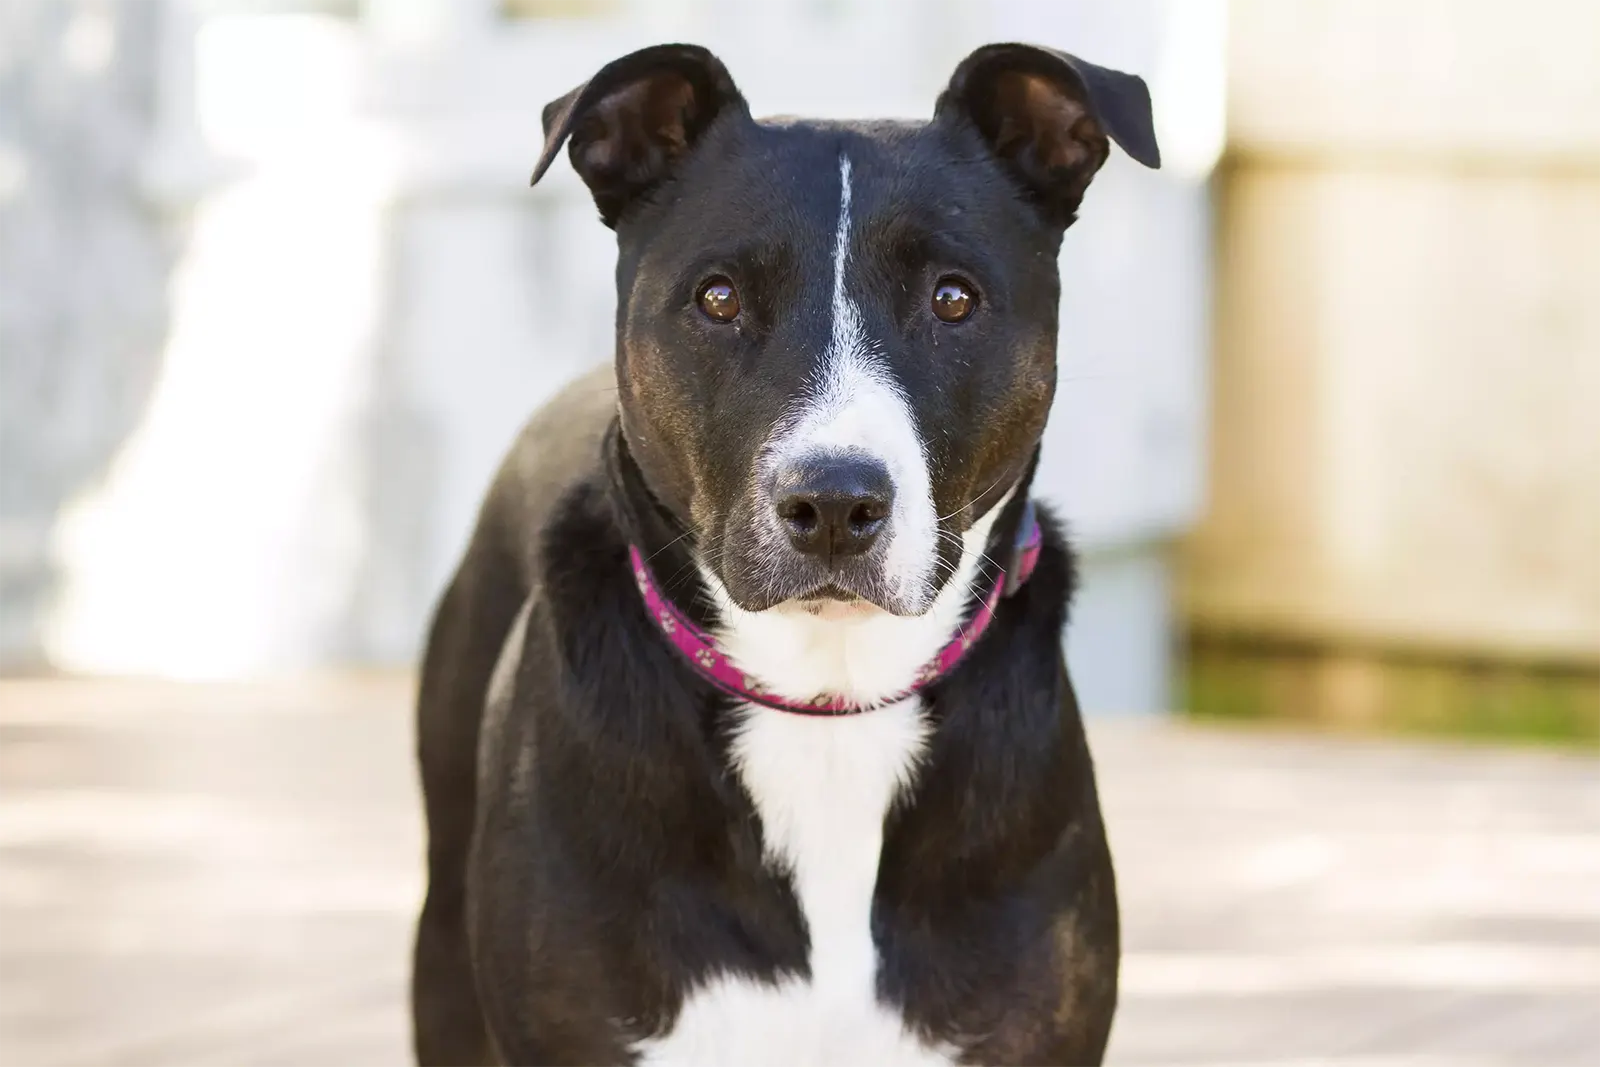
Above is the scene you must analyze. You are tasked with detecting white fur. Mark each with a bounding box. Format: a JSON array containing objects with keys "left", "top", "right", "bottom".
[
  {"left": 636, "top": 502, "right": 1010, "bottom": 1066},
  {"left": 635, "top": 700, "right": 950, "bottom": 1067},
  {"left": 758, "top": 154, "right": 939, "bottom": 611}
]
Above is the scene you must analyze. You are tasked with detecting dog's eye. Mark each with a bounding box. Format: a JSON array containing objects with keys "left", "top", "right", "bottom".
[
  {"left": 697, "top": 277, "right": 741, "bottom": 323},
  {"left": 932, "top": 277, "right": 977, "bottom": 323}
]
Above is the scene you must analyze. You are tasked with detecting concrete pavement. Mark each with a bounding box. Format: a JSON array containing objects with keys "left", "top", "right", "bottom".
[{"left": 1, "top": 676, "right": 1596, "bottom": 1066}]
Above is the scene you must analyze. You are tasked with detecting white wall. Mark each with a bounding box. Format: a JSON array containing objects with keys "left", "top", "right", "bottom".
[{"left": 0, "top": 1, "right": 172, "bottom": 668}]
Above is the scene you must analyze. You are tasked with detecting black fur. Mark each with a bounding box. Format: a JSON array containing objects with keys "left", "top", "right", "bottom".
[{"left": 413, "top": 40, "right": 1157, "bottom": 1066}]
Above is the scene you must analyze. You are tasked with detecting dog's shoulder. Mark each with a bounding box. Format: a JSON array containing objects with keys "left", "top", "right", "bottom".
[{"left": 472, "top": 364, "right": 619, "bottom": 586}]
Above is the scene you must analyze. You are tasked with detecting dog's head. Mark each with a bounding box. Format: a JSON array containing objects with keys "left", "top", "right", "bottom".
[{"left": 533, "top": 43, "right": 1158, "bottom": 617}]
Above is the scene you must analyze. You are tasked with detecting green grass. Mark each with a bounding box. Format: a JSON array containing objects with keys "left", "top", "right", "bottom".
[{"left": 1184, "top": 637, "right": 1600, "bottom": 749}]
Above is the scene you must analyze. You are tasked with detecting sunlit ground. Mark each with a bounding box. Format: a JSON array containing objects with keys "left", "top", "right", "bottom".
[{"left": 2, "top": 675, "right": 1596, "bottom": 1066}]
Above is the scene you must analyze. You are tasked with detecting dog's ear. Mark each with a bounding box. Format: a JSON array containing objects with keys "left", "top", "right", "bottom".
[
  {"left": 532, "top": 44, "right": 746, "bottom": 228},
  {"left": 936, "top": 43, "right": 1160, "bottom": 226}
]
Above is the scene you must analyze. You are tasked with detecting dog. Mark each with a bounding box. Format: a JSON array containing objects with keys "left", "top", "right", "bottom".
[{"left": 411, "top": 41, "right": 1160, "bottom": 1066}]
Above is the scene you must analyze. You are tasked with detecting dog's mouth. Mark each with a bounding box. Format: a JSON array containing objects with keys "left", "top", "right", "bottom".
[
  {"left": 787, "top": 584, "right": 883, "bottom": 620},
  {"left": 802, "top": 584, "right": 859, "bottom": 603},
  {"left": 709, "top": 537, "right": 939, "bottom": 618},
  {"left": 707, "top": 495, "right": 947, "bottom": 618}
]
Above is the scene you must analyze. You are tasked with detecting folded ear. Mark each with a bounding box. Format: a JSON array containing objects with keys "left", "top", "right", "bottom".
[
  {"left": 532, "top": 44, "right": 746, "bottom": 228},
  {"left": 936, "top": 43, "right": 1160, "bottom": 226}
]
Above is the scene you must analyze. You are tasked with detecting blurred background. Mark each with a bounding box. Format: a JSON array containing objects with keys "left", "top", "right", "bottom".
[{"left": 2, "top": 1, "right": 1596, "bottom": 1065}]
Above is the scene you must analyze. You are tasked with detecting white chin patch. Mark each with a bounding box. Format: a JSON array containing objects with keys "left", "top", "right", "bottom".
[
  {"left": 757, "top": 153, "right": 938, "bottom": 611},
  {"left": 787, "top": 598, "right": 880, "bottom": 622}
]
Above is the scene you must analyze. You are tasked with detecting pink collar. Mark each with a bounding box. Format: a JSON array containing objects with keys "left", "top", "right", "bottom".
[{"left": 627, "top": 503, "right": 1043, "bottom": 716}]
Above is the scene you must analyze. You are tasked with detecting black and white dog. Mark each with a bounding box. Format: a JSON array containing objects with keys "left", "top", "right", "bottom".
[{"left": 412, "top": 42, "right": 1159, "bottom": 1066}]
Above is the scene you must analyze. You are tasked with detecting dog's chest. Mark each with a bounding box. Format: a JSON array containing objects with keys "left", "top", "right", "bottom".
[{"left": 633, "top": 699, "right": 956, "bottom": 1067}]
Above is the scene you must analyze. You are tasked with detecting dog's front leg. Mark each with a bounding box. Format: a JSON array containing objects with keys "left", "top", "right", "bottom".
[
  {"left": 465, "top": 609, "right": 637, "bottom": 1067},
  {"left": 464, "top": 857, "right": 630, "bottom": 1067}
]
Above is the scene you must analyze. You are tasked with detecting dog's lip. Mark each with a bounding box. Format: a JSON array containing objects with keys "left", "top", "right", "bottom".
[
  {"left": 783, "top": 589, "right": 884, "bottom": 620},
  {"left": 739, "top": 577, "right": 922, "bottom": 620},
  {"left": 799, "top": 584, "right": 859, "bottom": 603},
  {"left": 713, "top": 545, "right": 925, "bottom": 616}
]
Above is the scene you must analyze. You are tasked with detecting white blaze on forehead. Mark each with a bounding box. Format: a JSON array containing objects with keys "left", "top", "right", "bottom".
[
  {"left": 762, "top": 153, "right": 938, "bottom": 608},
  {"left": 829, "top": 155, "right": 864, "bottom": 368}
]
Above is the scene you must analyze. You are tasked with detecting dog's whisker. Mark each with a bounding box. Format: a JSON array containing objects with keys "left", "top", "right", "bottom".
[
  {"left": 936, "top": 470, "right": 1012, "bottom": 523},
  {"left": 937, "top": 528, "right": 1002, "bottom": 576},
  {"left": 643, "top": 529, "right": 694, "bottom": 565}
]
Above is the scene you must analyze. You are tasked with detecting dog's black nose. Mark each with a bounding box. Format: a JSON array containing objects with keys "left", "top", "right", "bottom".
[{"left": 773, "top": 456, "right": 894, "bottom": 563}]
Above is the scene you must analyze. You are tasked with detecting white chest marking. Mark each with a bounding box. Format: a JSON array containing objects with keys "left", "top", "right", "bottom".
[
  {"left": 636, "top": 702, "right": 954, "bottom": 1067},
  {"left": 640, "top": 512, "right": 1009, "bottom": 1067}
]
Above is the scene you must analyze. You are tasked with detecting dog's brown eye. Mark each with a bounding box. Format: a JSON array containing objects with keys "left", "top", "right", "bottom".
[
  {"left": 932, "top": 277, "right": 976, "bottom": 323},
  {"left": 697, "top": 277, "right": 741, "bottom": 322}
]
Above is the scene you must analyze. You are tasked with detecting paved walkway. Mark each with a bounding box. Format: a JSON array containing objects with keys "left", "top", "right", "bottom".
[{"left": 1, "top": 676, "right": 1596, "bottom": 1066}]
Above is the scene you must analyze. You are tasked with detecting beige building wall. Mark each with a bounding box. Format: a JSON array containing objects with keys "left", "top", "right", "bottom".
[{"left": 1184, "top": 0, "right": 1600, "bottom": 720}]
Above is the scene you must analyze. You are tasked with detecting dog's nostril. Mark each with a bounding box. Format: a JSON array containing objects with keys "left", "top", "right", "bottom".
[
  {"left": 772, "top": 455, "right": 894, "bottom": 561},
  {"left": 779, "top": 498, "right": 820, "bottom": 537},
  {"left": 848, "top": 500, "right": 887, "bottom": 533}
]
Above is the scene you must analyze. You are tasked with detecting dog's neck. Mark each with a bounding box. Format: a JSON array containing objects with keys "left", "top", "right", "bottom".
[
  {"left": 604, "top": 421, "right": 719, "bottom": 631},
  {"left": 606, "top": 419, "right": 1037, "bottom": 707}
]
